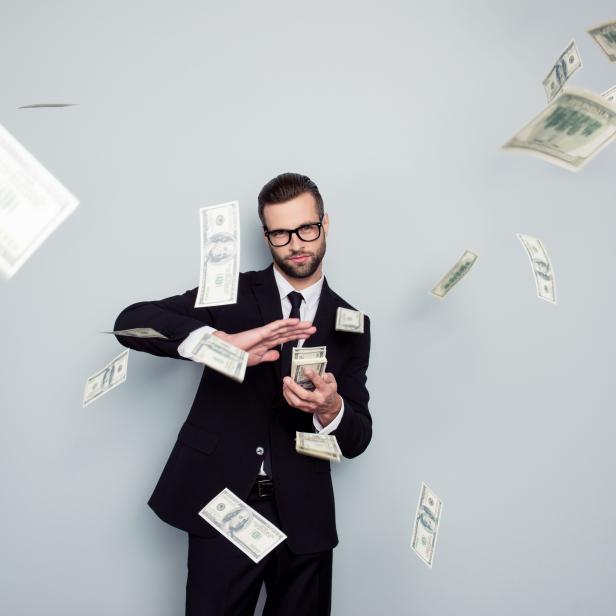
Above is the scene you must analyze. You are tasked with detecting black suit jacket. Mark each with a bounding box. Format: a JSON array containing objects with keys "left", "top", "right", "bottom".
[{"left": 114, "top": 264, "right": 372, "bottom": 554}]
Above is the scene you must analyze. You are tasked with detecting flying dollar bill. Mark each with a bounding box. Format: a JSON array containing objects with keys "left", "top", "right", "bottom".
[
  {"left": 296, "top": 432, "right": 341, "bottom": 462},
  {"left": 83, "top": 349, "right": 129, "bottom": 407},
  {"left": 195, "top": 201, "right": 240, "bottom": 308},
  {"left": 335, "top": 306, "right": 364, "bottom": 333},
  {"left": 102, "top": 328, "right": 168, "bottom": 339},
  {"left": 588, "top": 20, "right": 616, "bottom": 62},
  {"left": 431, "top": 250, "right": 478, "bottom": 298},
  {"left": 0, "top": 123, "right": 79, "bottom": 279},
  {"left": 410, "top": 482, "right": 443, "bottom": 568},
  {"left": 291, "top": 346, "right": 327, "bottom": 390},
  {"left": 543, "top": 40, "right": 582, "bottom": 102},
  {"left": 187, "top": 331, "right": 248, "bottom": 382},
  {"left": 198, "top": 488, "right": 287, "bottom": 563},
  {"left": 602, "top": 84, "right": 616, "bottom": 105},
  {"left": 516, "top": 234, "right": 557, "bottom": 304},
  {"left": 503, "top": 88, "right": 616, "bottom": 171},
  {"left": 18, "top": 104, "right": 78, "bottom": 109}
]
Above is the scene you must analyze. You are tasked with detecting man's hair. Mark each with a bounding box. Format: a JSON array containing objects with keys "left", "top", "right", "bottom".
[{"left": 258, "top": 172, "right": 324, "bottom": 227}]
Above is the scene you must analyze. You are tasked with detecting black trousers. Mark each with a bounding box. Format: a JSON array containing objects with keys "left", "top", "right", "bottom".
[{"left": 186, "top": 494, "right": 333, "bottom": 616}]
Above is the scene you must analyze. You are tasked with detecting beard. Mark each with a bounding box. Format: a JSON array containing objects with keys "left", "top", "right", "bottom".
[{"left": 271, "top": 237, "right": 326, "bottom": 279}]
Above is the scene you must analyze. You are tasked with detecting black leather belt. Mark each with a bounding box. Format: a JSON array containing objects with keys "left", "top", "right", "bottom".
[{"left": 249, "top": 476, "right": 275, "bottom": 499}]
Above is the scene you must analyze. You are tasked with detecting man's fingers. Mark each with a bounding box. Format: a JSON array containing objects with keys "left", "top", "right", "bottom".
[
  {"left": 245, "top": 331, "right": 313, "bottom": 358},
  {"left": 266, "top": 318, "right": 301, "bottom": 335},
  {"left": 322, "top": 372, "right": 336, "bottom": 386},
  {"left": 272, "top": 325, "right": 316, "bottom": 341},
  {"left": 260, "top": 349, "right": 280, "bottom": 363},
  {"left": 304, "top": 368, "right": 327, "bottom": 390},
  {"left": 262, "top": 328, "right": 316, "bottom": 348},
  {"left": 269, "top": 327, "right": 315, "bottom": 341},
  {"left": 283, "top": 376, "right": 317, "bottom": 402},
  {"left": 266, "top": 318, "right": 314, "bottom": 337},
  {"left": 283, "top": 384, "right": 312, "bottom": 411},
  {"left": 274, "top": 331, "right": 315, "bottom": 346}
]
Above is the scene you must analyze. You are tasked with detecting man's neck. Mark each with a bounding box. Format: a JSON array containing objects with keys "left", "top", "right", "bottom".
[{"left": 273, "top": 262, "right": 323, "bottom": 291}]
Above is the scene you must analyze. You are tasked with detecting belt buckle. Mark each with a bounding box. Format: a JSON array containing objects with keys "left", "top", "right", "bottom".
[{"left": 258, "top": 478, "right": 273, "bottom": 498}]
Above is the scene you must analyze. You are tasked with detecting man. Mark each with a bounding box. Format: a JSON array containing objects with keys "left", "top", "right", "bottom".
[{"left": 114, "top": 172, "right": 372, "bottom": 615}]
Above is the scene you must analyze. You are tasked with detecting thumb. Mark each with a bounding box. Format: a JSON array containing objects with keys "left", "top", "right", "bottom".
[{"left": 260, "top": 349, "right": 280, "bottom": 363}]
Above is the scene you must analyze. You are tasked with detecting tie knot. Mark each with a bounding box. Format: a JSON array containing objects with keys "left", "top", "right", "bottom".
[{"left": 287, "top": 291, "right": 304, "bottom": 312}]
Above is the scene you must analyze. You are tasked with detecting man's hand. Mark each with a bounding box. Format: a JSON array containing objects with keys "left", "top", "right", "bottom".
[
  {"left": 282, "top": 369, "right": 342, "bottom": 427},
  {"left": 213, "top": 318, "right": 316, "bottom": 367}
]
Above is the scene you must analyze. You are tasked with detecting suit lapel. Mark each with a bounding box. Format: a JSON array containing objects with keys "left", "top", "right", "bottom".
[
  {"left": 250, "top": 264, "right": 284, "bottom": 390},
  {"left": 249, "top": 264, "right": 338, "bottom": 399},
  {"left": 302, "top": 277, "right": 337, "bottom": 350}
]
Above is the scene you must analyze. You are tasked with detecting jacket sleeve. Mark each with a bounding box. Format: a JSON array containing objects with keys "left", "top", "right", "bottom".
[
  {"left": 113, "top": 287, "right": 214, "bottom": 360},
  {"left": 331, "top": 314, "right": 372, "bottom": 458}
]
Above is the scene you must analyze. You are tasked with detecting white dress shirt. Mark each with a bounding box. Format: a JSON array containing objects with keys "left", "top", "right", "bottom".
[{"left": 178, "top": 266, "right": 344, "bottom": 475}]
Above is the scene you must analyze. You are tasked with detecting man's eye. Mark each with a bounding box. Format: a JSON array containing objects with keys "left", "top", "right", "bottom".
[{"left": 270, "top": 230, "right": 287, "bottom": 238}]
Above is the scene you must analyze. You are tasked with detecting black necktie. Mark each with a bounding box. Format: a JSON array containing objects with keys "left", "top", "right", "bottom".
[
  {"left": 263, "top": 291, "right": 304, "bottom": 478},
  {"left": 280, "top": 291, "right": 304, "bottom": 380}
]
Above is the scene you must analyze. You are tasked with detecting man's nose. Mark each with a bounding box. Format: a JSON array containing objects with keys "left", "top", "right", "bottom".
[{"left": 288, "top": 233, "right": 304, "bottom": 250}]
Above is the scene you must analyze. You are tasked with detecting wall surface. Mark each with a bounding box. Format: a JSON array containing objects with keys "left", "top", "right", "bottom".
[{"left": 1, "top": 1, "right": 615, "bottom": 614}]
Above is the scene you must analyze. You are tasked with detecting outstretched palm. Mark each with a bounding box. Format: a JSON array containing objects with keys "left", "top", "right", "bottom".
[{"left": 214, "top": 318, "right": 316, "bottom": 367}]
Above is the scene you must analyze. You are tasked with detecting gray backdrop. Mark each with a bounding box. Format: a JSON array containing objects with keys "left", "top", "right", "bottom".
[{"left": 2, "top": 1, "right": 615, "bottom": 614}]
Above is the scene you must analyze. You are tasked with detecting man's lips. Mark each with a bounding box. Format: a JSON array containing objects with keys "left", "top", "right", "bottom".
[{"left": 289, "top": 254, "right": 311, "bottom": 262}]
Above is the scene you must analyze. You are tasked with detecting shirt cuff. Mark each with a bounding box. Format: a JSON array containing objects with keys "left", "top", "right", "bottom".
[
  {"left": 177, "top": 325, "right": 217, "bottom": 359},
  {"left": 313, "top": 398, "right": 345, "bottom": 434}
]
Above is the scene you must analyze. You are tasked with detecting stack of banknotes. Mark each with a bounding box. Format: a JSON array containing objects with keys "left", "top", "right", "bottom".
[
  {"left": 296, "top": 431, "right": 341, "bottom": 462},
  {"left": 291, "top": 346, "right": 327, "bottom": 390},
  {"left": 335, "top": 307, "right": 364, "bottom": 333},
  {"left": 187, "top": 330, "right": 248, "bottom": 383}
]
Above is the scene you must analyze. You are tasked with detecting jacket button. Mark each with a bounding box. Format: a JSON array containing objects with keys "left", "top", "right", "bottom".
[{"left": 256, "top": 447, "right": 264, "bottom": 455}]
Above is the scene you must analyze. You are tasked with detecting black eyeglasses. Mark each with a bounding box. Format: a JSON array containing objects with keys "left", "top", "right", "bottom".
[{"left": 263, "top": 218, "right": 324, "bottom": 247}]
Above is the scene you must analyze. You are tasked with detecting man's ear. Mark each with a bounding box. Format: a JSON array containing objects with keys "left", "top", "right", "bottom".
[
  {"left": 323, "top": 212, "right": 330, "bottom": 236},
  {"left": 262, "top": 229, "right": 270, "bottom": 248}
]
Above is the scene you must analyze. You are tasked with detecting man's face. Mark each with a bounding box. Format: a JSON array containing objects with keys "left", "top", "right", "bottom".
[{"left": 262, "top": 191, "right": 329, "bottom": 280}]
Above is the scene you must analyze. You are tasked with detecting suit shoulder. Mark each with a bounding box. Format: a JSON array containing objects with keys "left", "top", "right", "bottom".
[
  {"left": 328, "top": 288, "right": 371, "bottom": 323},
  {"left": 238, "top": 270, "right": 257, "bottom": 291}
]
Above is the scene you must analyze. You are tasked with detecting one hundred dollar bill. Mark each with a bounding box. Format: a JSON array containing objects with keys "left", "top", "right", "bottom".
[
  {"left": 0, "top": 123, "right": 79, "bottom": 279},
  {"left": 198, "top": 488, "right": 287, "bottom": 563},
  {"left": 292, "top": 346, "right": 327, "bottom": 362},
  {"left": 290, "top": 358, "right": 327, "bottom": 390},
  {"left": 335, "top": 306, "right": 364, "bottom": 333},
  {"left": 602, "top": 84, "right": 616, "bottom": 105},
  {"left": 410, "top": 482, "right": 443, "bottom": 568},
  {"left": 431, "top": 250, "right": 478, "bottom": 298},
  {"left": 296, "top": 432, "right": 341, "bottom": 462},
  {"left": 588, "top": 20, "right": 616, "bottom": 62},
  {"left": 103, "top": 328, "right": 168, "bottom": 339},
  {"left": 503, "top": 88, "right": 616, "bottom": 171},
  {"left": 195, "top": 201, "right": 240, "bottom": 308},
  {"left": 543, "top": 40, "right": 582, "bottom": 102},
  {"left": 188, "top": 331, "right": 248, "bottom": 382},
  {"left": 290, "top": 346, "right": 327, "bottom": 390},
  {"left": 516, "top": 233, "right": 557, "bottom": 304},
  {"left": 83, "top": 349, "right": 129, "bottom": 407}
]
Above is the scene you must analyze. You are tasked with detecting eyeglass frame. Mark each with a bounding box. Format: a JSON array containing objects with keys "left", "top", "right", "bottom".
[{"left": 263, "top": 216, "right": 324, "bottom": 247}]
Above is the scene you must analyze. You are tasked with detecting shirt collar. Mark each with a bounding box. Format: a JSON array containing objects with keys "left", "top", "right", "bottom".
[{"left": 273, "top": 265, "right": 324, "bottom": 307}]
